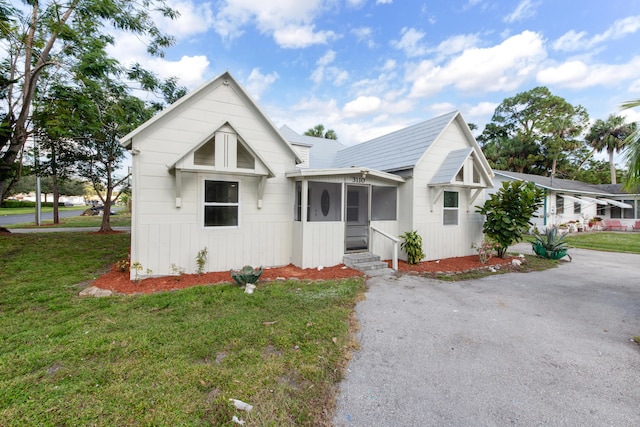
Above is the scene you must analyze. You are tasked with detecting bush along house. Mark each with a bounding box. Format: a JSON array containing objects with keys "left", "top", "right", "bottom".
[{"left": 120, "top": 71, "right": 494, "bottom": 279}]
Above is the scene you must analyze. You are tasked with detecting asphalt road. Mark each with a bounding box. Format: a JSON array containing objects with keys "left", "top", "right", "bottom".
[
  {"left": 0, "top": 209, "right": 83, "bottom": 226},
  {"left": 335, "top": 244, "right": 640, "bottom": 426}
]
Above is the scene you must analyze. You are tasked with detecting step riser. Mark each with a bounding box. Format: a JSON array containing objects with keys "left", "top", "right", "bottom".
[{"left": 344, "top": 253, "right": 389, "bottom": 272}]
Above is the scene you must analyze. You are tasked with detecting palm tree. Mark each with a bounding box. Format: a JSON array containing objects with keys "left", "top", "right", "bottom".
[
  {"left": 621, "top": 99, "right": 640, "bottom": 189},
  {"left": 304, "top": 124, "right": 338, "bottom": 140},
  {"left": 585, "top": 114, "right": 637, "bottom": 184}
]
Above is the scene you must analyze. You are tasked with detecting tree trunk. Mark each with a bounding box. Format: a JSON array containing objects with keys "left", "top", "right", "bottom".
[
  {"left": 52, "top": 175, "right": 59, "bottom": 224},
  {"left": 609, "top": 150, "right": 617, "bottom": 184},
  {"left": 99, "top": 163, "right": 113, "bottom": 233}
]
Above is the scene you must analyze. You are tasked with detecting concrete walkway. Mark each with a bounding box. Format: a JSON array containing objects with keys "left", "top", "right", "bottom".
[{"left": 334, "top": 245, "right": 640, "bottom": 426}]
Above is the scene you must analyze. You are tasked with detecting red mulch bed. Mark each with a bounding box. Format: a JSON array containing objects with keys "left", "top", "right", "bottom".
[{"left": 92, "top": 254, "right": 516, "bottom": 295}]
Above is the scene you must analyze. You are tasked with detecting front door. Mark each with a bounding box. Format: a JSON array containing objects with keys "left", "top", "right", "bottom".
[{"left": 345, "top": 185, "right": 369, "bottom": 252}]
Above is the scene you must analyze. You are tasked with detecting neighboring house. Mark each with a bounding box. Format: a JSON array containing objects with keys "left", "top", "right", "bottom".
[
  {"left": 492, "top": 170, "right": 640, "bottom": 230},
  {"left": 120, "top": 71, "right": 494, "bottom": 279}
]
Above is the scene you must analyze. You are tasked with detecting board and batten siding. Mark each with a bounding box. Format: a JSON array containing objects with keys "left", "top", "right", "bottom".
[
  {"left": 129, "top": 81, "right": 298, "bottom": 279},
  {"left": 409, "top": 120, "right": 485, "bottom": 261}
]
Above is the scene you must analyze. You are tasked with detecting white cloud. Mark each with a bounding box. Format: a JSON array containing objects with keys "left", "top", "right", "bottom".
[
  {"left": 503, "top": 0, "right": 539, "bottom": 23},
  {"left": 317, "top": 50, "right": 336, "bottom": 67},
  {"left": 343, "top": 96, "right": 382, "bottom": 117},
  {"left": 106, "top": 32, "right": 210, "bottom": 89},
  {"left": 392, "top": 27, "right": 428, "bottom": 57},
  {"left": 244, "top": 68, "right": 279, "bottom": 100},
  {"left": 537, "top": 57, "right": 640, "bottom": 89},
  {"left": 160, "top": 0, "right": 214, "bottom": 38},
  {"left": 436, "top": 34, "right": 480, "bottom": 57},
  {"left": 376, "top": 0, "right": 393, "bottom": 4},
  {"left": 381, "top": 59, "right": 396, "bottom": 72},
  {"left": 274, "top": 25, "right": 338, "bottom": 48},
  {"left": 408, "top": 30, "right": 546, "bottom": 97},
  {"left": 466, "top": 101, "right": 498, "bottom": 117},
  {"left": 211, "top": 0, "right": 335, "bottom": 48},
  {"left": 347, "top": 0, "right": 366, "bottom": 7},
  {"left": 553, "top": 15, "right": 640, "bottom": 52},
  {"left": 352, "top": 27, "right": 375, "bottom": 48},
  {"left": 311, "top": 50, "right": 349, "bottom": 85}
]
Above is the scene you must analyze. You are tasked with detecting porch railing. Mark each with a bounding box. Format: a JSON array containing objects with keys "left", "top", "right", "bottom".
[{"left": 370, "top": 225, "right": 399, "bottom": 270}]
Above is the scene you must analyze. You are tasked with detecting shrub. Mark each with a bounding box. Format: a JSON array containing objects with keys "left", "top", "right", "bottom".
[
  {"left": 476, "top": 181, "right": 544, "bottom": 258},
  {"left": 399, "top": 230, "right": 425, "bottom": 265}
]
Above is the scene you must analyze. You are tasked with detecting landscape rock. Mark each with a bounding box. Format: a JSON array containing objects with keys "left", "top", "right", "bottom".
[{"left": 79, "top": 286, "right": 113, "bottom": 297}]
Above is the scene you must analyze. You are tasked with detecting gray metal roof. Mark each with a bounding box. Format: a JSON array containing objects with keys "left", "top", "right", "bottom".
[
  {"left": 493, "top": 170, "right": 636, "bottom": 195},
  {"left": 332, "top": 111, "right": 459, "bottom": 172},
  {"left": 279, "top": 125, "right": 346, "bottom": 169},
  {"left": 430, "top": 148, "right": 473, "bottom": 184}
]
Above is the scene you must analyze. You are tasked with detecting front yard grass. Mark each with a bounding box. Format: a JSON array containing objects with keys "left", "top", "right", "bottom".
[
  {"left": 0, "top": 233, "right": 365, "bottom": 426},
  {"left": 6, "top": 211, "right": 131, "bottom": 228},
  {"left": 563, "top": 232, "right": 640, "bottom": 254}
]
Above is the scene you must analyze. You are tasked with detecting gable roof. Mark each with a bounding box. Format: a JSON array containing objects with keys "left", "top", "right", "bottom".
[
  {"left": 429, "top": 148, "right": 474, "bottom": 185},
  {"left": 332, "top": 111, "right": 459, "bottom": 172},
  {"left": 119, "top": 71, "right": 301, "bottom": 164},
  {"left": 279, "top": 125, "right": 346, "bottom": 169},
  {"left": 168, "top": 121, "right": 276, "bottom": 178}
]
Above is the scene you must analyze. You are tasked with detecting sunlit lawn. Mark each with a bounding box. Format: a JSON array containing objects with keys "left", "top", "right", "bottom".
[
  {"left": 563, "top": 231, "right": 640, "bottom": 254},
  {"left": 0, "top": 232, "right": 364, "bottom": 426},
  {"left": 5, "top": 211, "right": 131, "bottom": 228}
]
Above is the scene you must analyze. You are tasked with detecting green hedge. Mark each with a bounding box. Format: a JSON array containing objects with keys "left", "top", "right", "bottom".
[{"left": 1, "top": 200, "right": 57, "bottom": 208}]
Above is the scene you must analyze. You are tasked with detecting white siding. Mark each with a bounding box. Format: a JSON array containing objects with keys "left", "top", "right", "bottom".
[
  {"left": 130, "top": 81, "right": 297, "bottom": 279},
  {"left": 410, "top": 121, "right": 485, "bottom": 261}
]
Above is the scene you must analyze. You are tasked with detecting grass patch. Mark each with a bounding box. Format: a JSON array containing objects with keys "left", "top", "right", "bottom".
[
  {"left": 633, "top": 337, "right": 640, "bottom": 347},
  {"left": 428, "top": 254, "right": 560, "bottom": 282},
  {"left": 6, "top": 212, "right": 131, "bottom": 228},
  {"left": 0, "top": 233, "right": 365, "bottom": 425},
  {"left": 0, "top": 206, "right": 86, "bottom": 216},
  {"left": 563, "top": 232, "right": 640, "bottom": 254}
]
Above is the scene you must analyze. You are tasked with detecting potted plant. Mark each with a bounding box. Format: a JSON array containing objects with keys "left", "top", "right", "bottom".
[{"left": 530, "top": 226, "right": 570, "bottom": 260}]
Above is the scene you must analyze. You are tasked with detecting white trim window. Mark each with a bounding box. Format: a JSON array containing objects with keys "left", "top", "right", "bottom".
[
  {"left": 204, "top": 180, "right": 239, "bottom": 227},
  {"left": 443, "top": 191, "right": 459, "bottom": 225}
]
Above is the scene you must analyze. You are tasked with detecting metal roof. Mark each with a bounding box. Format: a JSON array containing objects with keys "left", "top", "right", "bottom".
[
  {"left": 430, "top": 148, "right": 473, "bottom": 185},
  {"left": 279, "top": 125, "right": 346, "bottom": 169},
  {"left": 493, "top": 170, "right": 638, "bottom": 196},
  {"left": 332, "top": 111, "right": 459, "bottom": 172}
]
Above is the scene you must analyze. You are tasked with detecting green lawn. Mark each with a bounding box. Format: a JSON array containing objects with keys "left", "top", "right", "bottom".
[
  {"left": 6, "top": 211, "right": 131, "bottom": 228},
  {"left": 563, "top": 232, "right": 640, "bottom": 254},
  {"left": 0, "top": 233, "right": 364, "bottom": 425},
  {"left": 0, "top": 205, "right": 86, "bottom": 216}
]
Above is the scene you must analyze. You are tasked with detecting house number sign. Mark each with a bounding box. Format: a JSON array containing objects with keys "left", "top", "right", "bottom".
[{"left": 351, "top": 176, "right": 366, "bottom": 183}]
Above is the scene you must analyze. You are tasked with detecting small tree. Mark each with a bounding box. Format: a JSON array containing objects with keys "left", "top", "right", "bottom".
[{"left": 476, "top": 181, "right": 544, "bottom": 258}]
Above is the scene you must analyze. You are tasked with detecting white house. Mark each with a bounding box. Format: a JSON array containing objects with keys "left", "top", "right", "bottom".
[
  {"left": 492, "top": 170, "right": 640, "bottom": 231},
  {"left": 120, "top": 72, "right": 494, "bottom": 279}
]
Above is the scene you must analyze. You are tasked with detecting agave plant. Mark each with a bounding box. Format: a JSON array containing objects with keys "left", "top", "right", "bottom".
[{"left": 531, "top": 226, "right": 570, "bottom": 259}]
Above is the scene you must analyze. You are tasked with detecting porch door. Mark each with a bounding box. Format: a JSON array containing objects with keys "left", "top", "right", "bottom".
[{"left": 345, "top": 185, "right": 369, "bottom": 252}]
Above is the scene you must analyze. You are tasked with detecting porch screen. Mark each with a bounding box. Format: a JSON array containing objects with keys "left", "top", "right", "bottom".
[
  {"left": 371, "top": 186, "right": 397, "bottom": 220},
  {"left": 204, "top": 180, "right": 239, "bottom": 227}
]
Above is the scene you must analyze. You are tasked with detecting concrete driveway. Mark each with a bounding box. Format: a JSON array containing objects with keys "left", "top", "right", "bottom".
[{"left": 334, "top": 245, "right": 640, "bottom": 426}]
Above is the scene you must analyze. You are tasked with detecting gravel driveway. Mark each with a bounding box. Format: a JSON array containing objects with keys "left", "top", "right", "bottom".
[{"left": 334, "top": 244, "right": 640, "bottom": 426}]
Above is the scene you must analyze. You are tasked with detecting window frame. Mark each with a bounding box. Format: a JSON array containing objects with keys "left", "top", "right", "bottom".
[
  {"left": 203, "top": 179, "right": 240, "bottom": 228},
  {"left": 443, "top": 190, "right": 459, "bottom": 226},
  {"left": 556, "top": 194, "right": 564, "bottom": 214}
]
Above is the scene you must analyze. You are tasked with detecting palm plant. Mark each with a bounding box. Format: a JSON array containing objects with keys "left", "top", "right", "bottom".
[
  {"left": 585, "top": 114, "right": 637, "bottom": 184},
  {"left": 621, "top": 99, "right": 640, "bottom": 190}
]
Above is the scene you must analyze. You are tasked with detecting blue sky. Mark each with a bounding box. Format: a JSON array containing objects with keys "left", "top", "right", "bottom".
[{"left": 110, "top": 0, "right": 640, "bottom": 155}]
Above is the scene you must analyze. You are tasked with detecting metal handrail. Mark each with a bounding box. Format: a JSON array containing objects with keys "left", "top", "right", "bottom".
[{"left": 370, "top": 225, "right": 399, "bottom": 270}]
